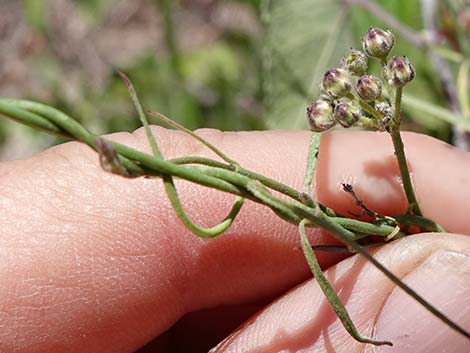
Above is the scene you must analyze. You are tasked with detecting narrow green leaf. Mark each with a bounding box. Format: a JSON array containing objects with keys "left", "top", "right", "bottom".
[
  {"left": 402, "top": 94, "right": 470, "bottom": 131},
  {"left": 457, "top": 59, "right": 470, "bottom": 119},
  {"left": 303, "top": 132, "right": 321, "bottom": 194}
]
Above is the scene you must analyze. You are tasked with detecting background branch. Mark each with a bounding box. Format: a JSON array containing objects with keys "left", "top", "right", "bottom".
[
  {"left": 420, "top": 0, "right": 470, "bottom": 151},
  {"left": 343, "top": 0, "right": 425, "bottom": 48}
]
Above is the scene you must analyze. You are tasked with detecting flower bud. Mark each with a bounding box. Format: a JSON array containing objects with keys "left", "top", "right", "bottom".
[
  {"left": 321, "top": 68, "right": 352, "bottom": 98},
  {"left": 375, "top": 102, "right": 393, "bottom": 131},
  {"left": 382, "top": 56, "right": 415, "bottom": 87},
  {"left": 341, "top": 49, "right": 368, "bottom": 76},
  {"left": 306, "top": 98, "right": 335, "bottom": 131},
  {"left": 356, "top": 75, "right": 382, "bottom": 101},
  {"left": 333, "top": 99, "right": 361, "bottom": 128},
  {"left": 362, "top": 27, "right": 395, "bottom": 58}
]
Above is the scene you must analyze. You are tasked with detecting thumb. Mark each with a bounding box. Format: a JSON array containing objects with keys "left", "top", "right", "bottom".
[{"left": 212, "top": 233, "right": 470, "bottom": 353}]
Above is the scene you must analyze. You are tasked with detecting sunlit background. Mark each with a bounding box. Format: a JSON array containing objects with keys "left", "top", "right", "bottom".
[{"left": 0, "top": 0, "right": 468, "bottom": 160}]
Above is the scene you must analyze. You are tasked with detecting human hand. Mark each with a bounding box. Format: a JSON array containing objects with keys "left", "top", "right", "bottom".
[{"left": 0, "top": 129, "right": 469, "bottom": 352}]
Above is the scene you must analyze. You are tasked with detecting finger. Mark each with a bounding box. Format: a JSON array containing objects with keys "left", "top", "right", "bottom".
[
  {"left": 0, "top": 128, "right": 333, "bottom": 353},
  {"left": 316, "top": 131, "right": 470, "bottom": 233},
  {"left": 1, "top": 129, "right": 469, "bottom": 353},
  {"left": 212, "top": 233, "right": 470, "bottom": 353}
]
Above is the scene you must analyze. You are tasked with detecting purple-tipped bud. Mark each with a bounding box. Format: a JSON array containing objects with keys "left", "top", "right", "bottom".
[
  {"left": 333, "top": 99, "right": 361, "bottom": 128},
  {"left": 321, "top": 68, "right": 352, "bottom": 98},
  {"left": 375, "top": 102, "right": 393, "bottom": 131},
  {"left": 382, "top": 56, "right": 415, "bottom": 87},
  {"left": 362, "top": 27, "right": 395, "bottom": 58},
  {"left": 356, "top": 75, "right": 382, "bottom": 101},
  {"left": 341, "top": 49, "right": 368, "bottom": 76},
  {"left": 307, "top": 98, "right": 335, "bottom": 131}
]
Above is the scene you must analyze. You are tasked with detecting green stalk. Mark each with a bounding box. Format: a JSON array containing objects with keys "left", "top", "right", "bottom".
[
  {"left": 156, "top": 0, "right": 183, "bottom": 80},
  {"left": 358, "top": 100, "right": 384, "bottom": 120},
  {"left": 303, "top": 132, "right": 321, "bottom": 195},
  {"left": 390, "top": 87, "right": 423, "bottom": 216},
  {"left": 148, "top": 110, "right": 308, "bottom": 203},
  {"left": 171, "top": 154, "right": 306, "bottom": 203},
  {"left": 121, "top": 72, "right": 245, "bottom": 239},
  {"left": 299, "top": 219, "right": 392, "bottom": 346},
  {"left": 1, "top": 98, "right": 467, "bottom": 340},
  {"left": 381, "top": 56, "right": 394, "bottom": 102}
]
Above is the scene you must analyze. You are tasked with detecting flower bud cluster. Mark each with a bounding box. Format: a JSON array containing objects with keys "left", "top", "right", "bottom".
[
  {"left": 306, "top": 27, "right": 415, "bottom": 132},
  {"left": 307, "top": 95, "right": 362, "bottom": 132}
]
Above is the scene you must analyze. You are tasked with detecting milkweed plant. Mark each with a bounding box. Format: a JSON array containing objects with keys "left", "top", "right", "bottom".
[{"left": 0, "top": 27, "right": 468, "bottom": 347}]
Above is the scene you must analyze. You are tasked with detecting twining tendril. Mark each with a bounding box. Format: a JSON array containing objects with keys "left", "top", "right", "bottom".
[{"left": 119, "top": 70, "right": 245, "bottom": 238}]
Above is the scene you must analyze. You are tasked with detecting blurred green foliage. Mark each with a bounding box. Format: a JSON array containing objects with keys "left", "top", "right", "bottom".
[
  {"left": 262, "top": 0, "right": 467, "bottom": 143},
  {"left": 0, "top": 0, "right": 468, "bottom": 159},
  {"left": 0, "top": 0, "right": 264, "bottom": 158}
]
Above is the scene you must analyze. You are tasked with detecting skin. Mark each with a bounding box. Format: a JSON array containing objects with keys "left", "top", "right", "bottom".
[{"left": 0, "top": 129, "right": 469, "bottom": 353}]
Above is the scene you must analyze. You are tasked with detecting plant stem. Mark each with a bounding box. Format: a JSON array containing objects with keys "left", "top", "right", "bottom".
[
  {"left": 303, "top": 133, "right": 321, "bottom": 195},
  {"left": 298, "top": 219, "right": 392, "bottom": 346},
  {"left": 301, "top": 205, "right": 469, "bottom": 340},
  {"left": 148, "top": 110, "right": 240, "bottom": 166},
  {"left": 358, "top": 100, "right": 383, "bottom": 120},
  {"left": 156, "top": 0, "right": 183, "bottom": 80},
  {"left": 381, "top": 57, "right": 395, "bottom": 102},
  {"left": 391, "top": 86, "right": 402, "bottom": 129},
  {"left": 1, "top": 98, "right": 468, "bottom": 339},
  {"left": 390, "top": 87, "right": 422, "bottom": 216}
]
